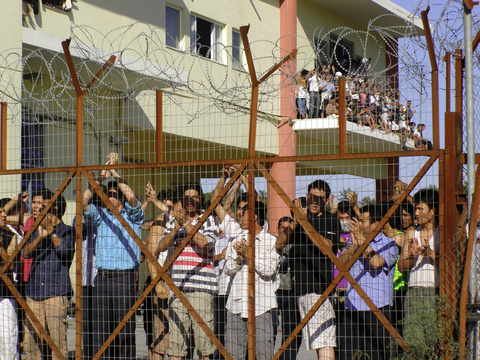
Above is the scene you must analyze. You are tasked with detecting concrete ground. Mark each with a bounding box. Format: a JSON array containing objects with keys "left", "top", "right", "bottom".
[{"left": 66, "top": 316, "right": 318, "bottom": 360}]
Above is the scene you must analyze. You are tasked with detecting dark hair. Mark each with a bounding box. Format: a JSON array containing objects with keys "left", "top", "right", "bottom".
[
  {"left": 359, "top": 204, "right": 381, "bottom": 223},
  {"left": 413, "top": 189, "right": 439, "bottom": 224},
  {"left": 91, "top": 185, "right": 108, "bottom": 208},
  {"left": 409, "top": 122, "right": 416, "bottom": 127},
  {"left": 307, "top": 179, "right": 331, "bottom": 199},
  {"left": 31, "top": 188, "right": 67, "bottom": 218},
  {"left": 400, "top": 201, "right": 415, "bottom": 219},
  {"left": 236, "top": 191, "right": 259, "bottom": 207},
  {"left": 388, "top": 206, "right": 404, "bottom": 231},
  {"left": 236, "top": 192, "right": 249, "bottom": 207},
  {"left": 378, "top": 201, "right": 403, "bottom": 230},
  {"left": 176, "top": 182, "right": 204, "bottom": 209},
  {"left": 337, "top": 200, "right": 352, "bottom": 215},
  {"left": 105, "top": 181, "right": 127, "bottom": 204},
  {"left": 418, "top": 123, "right": 425, "bottom": 128},
  {"left": 239, "top": 201, "right": 267, "bottom": 226},
  {"left": 278, "top": 216, "right": 294, "bottom": 228},
  {"left": 253, "top": 201, "right": 267, "bottom": 226},
  {"left": 157, "top": 189, "right": 174, "bottom": 202},
  {"left": 0, "top": 198, "right": 11, "bottom": 209}
]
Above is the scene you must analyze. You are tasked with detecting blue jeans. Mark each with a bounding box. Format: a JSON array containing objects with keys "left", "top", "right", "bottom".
[{"left": 309, "top": 91, "right": 320, "bottom": 118}]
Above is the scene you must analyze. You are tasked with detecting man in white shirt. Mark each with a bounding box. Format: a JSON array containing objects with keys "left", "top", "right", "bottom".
[
  {"left": 215, "top": 199, "right": 280, "bottom": 360},
  {"left": 308, "top": 70, "right": 321, "bottom": 119}
]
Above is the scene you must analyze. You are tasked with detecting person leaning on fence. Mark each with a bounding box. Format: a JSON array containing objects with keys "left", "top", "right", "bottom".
[
  {"left": 274, "top": 216, "right": 303, "bottom": 360},
  {"left": 154, "top": 182, "right": 219, "bottom": 360},
  {"left": 0, "top": 198, "right": 20, "bottom": 360},
  {"left": 22, "top": 189, "right": 74, "bottom": 360},
  {"left": 74, "top": 173, "right": 106, "bottom": 359},
  {"left": 214, "top": 194, "right": 280, "bottom": 360},
  {"left": 337, "top": 204, "right": 398, "bottom": 360},
  {"left": 82, "top": 153, "right": 144, "bottom": 360},
  {"left": 397, "top": 189, "right": 439, "bottom": 354},
  {"left": 144, "top": 184, "right": 176, "bottom": 360},
  {"left": 276, "top": 179, "right": 340, "bottom": 360}
]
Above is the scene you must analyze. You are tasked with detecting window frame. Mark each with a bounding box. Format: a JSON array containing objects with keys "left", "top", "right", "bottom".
[
  {"left": 190, "top": 14, "right": 225, "bottom": 64},
  {"left": 232, "top": 29, "right": 244, "bottom": 69},
  {"left": 166, "top": 5, "right": 182, "bottom": 50}
]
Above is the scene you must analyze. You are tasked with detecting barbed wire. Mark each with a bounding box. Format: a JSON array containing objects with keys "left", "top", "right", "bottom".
[{"left": 0, "top": 0, "right": 478, "bottom": 129}]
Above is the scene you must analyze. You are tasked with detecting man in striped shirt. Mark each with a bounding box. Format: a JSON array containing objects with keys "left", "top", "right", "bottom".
[{"left": 155, "top": 183, "right": 219, "bottom": 360}]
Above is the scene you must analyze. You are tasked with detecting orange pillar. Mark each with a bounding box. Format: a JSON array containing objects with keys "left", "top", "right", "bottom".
[{"left": 268, "top": 0, "right": 297, "bottom": 230}]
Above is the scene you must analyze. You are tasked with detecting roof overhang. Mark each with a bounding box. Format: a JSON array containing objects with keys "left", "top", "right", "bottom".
[
  {"left": 307, "top": 0, "right": 424, "bottom": 37},
  {"left": 22, "top": 27, "right": 187, "bottom": 91}
]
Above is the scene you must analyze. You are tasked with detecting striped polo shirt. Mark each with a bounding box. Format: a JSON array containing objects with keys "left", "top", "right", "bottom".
[{"left": 162, "top": 211, "right": 219, "bottom": 294}]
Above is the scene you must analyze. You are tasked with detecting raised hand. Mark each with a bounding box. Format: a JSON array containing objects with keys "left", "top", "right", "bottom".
[{"left": 327, "top": 194, "right": 337, "bottom": 214}]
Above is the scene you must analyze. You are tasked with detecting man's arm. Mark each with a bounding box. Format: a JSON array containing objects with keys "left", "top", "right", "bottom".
[
  {"left": 141, "top": 182, "right": 153, "bottom": 213},
  {"left": 223, "top": 240, "right": 242, "bottom": 276},
  {"left": 82, "top": 170, "right": 109, "bottom": 212},
  {"left": 5, "top": 192, "right": 31, "bottom": 227},
  {"left": 156, "top": 217, "right": 181, "bottom": 253},
  {"left": 110, "top": 168, "right": 137, "bottom": 207},
  {"left": 362, "top": 244, "right": 386, "bottom": 269},
  {"left": 255, "top": 235, "right": 281, "bottom": 277},
  {"left": 180, "top": 214, "right": 218, "bottom": 249},
  {"left": 211, "top": 166, "right": 234, "bottom": 224},
  {"left": 141, "top": 182, "right": 169, "bottom": 214},
  {"left": 337, "top": 219, "right": 386, "bottom": 269},
  {"left": 106, "top": 152, "right": 137, "bottom": 207},
  {"left": 23, "top": 227, "right": 47, "bottom": 258},
  {"left": 276, "top": 198, "right": 305, "bottom": 252},
  {"left": 0, "top": 234, "right": 17, "bottom": 271},
  {"left": 39, "top": 214, "right": 75, "bottom": 262},
  {"left": 4, "top": 192, "right": 29, "bottom": 215}
]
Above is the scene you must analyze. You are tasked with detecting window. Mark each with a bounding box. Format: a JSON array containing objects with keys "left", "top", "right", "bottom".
[
  {"left": 190, "top": 15, "right": 224, "bottom": 63},
  {"left": 314, "top": 38, "right": 329, "bottom": 69},
  {"left": 166, "top": 6, "right": 181, "bottom": 49},
  {"left": 21, "top": 108, "right": 45, "bottom": 193},
  {"left": 330, "top": 35, "right": 354, "bottom": 71},
  {"left": 232, "top": 29, "right": 243, "bottom": 69}
]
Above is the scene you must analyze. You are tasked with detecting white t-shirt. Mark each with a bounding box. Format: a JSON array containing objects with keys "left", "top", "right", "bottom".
[
  {"left": 408, "top": 227, "right": 439, "bottom": 288},
  {"left": 307, "top": 74, "right": 320, "bottom": 92}
]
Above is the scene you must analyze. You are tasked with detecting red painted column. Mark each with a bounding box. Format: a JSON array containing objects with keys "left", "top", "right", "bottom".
[{"left": 268, "top": 0, "right": 297, "bottom": 230}]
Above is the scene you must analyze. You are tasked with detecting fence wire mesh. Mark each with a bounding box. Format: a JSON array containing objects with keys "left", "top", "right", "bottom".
[{"left": 0, "top": 1, "right": 477, "bottom": 359}]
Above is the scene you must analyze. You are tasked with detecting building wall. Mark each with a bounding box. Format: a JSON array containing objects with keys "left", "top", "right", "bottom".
[
  {"left": 297, "top": 0, "right": 387, "bottom": 73},
  {"left": 0, "top": 2, "right": 23, "bottom": 194}
]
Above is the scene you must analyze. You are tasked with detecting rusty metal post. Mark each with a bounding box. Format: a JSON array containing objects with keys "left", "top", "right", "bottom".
[
  {"left": 74, "top": 171, "right": 83, "bottom": 360},
  {"left": 442, "top": 111, "right": 463, "bottom": 359},
  {"left": 421, "top": 7, "right": 440, "bottom": 149},
  {"left": 0, "top": 102, "right": 6, "bottom": 170},
  {"left": 444, "top": 52, "right": 451, "bottom": 113},
  {"left": 338, "top": 77, "right": 346, "bottom": 154},
  {"left": 247, "top": 162, "right": 256, "bottom": 360},
  {"left": 76, "top": 95, "right": 83, "bottom": 166},
  {"left": 156, "top": 90, "right": 163, "bottom": 163},
  {"left": 62, "top": 37, "right": 116, "bottom": 360}
]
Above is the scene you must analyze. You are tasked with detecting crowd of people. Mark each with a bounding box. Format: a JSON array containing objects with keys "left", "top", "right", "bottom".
[
  {"left": 296, "top": 65, "right": 433, "bottom": 150},
  {"left": 0, "top": 153, "right": 440, "bottom": 360}
]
